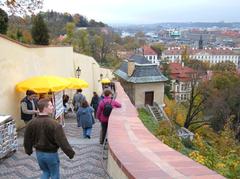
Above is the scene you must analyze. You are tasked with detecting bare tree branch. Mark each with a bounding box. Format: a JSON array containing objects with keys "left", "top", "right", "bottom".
[{"left": 0, "top": 0, "right": 43, "bottom": 15}]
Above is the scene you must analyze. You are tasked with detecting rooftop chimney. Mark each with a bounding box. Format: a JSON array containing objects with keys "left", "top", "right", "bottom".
[{"left": 127, "top": 60, "right": 135, "bottom": 76}]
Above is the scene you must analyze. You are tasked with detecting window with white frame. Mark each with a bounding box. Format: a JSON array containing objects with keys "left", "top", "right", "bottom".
[
  {"left": 181, "top": 84, "right": 187, "bottom": 91},
  {"left": 184, "top": 94, "right": 187, "bottom": 100}
]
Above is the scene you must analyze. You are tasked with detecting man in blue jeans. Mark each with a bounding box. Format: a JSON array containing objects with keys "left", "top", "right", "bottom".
[{"left": 24, "top": 98, "right": 75, "bottom": 179}]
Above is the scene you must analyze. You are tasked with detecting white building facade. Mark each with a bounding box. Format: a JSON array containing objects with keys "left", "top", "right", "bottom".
[
  {"left": 171, "top": 80, "right": 192, "bottom": 102},
  {"left": 162, "top": 47, "right": 240, "bottom": 67},
  {"left": 168, "top": 62, "right": 195, "bottom": 102},
  {"left": 142, "top": 46, "right": 159, "bottom": 65}
]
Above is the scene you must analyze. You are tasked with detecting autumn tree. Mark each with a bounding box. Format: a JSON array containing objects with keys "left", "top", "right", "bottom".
[
  {"left": 0, "top": 0, "right": 43, "bottom": 15},
  {"left": 69, "top": 13, "right": 86, "bottom": 27},
  {"left": 5, "top": 14, "right": 34, "bottom": 44},
  {"left": 89, "top": 34, "right": 101, "bottom": 61},
  {"left": 123, "top": 36, "right": 139, "bottom": 50},
  {"left": 31, "top": 14, "right": 49, "bottom": 45},
  {"left": 112, "top": 32, "right": 121, "bottom": 44},
  {"left": 135, "top": 31, "right": 145, "bottom": 38},
  {"left": 151, "top": 43, "right": 165, "bottom": 59},
  {"left": 16, "top": 28, "right": 22, "bottom": 40},
  {"left": 65, "top": 22, "right": 75, "bottom": 43},
  {"left": 99, "top": 33, "right": 111, "bottom": 64},
  {"left": 134, "top": 31, "right": 145, "bottom": 46},
  {"left": 204, "top": 72, "right": 240, "bottom": 133},
  {"left": 88, "top": 19, "right": 105, "bottom": 27},
  {"left": 22, "top": 30, "right": 32, "bottom": 43},
  {"left": 161, "top": 58, "right": 172, "bottom": 99},
  {"left": 0, "top": 8, "right": 8, "bottom": 34},
  {"left": 181, "top": 45, "right": 190, "bottom": 63},
  {"left": 186, "top": 59, "right": 210, "bottom": 73},
  {"left": 88, "top": 28, "right": 113, "bottom": 64},
  {"left": 72, "top": 29, "right": 91, "bottom": 55},
  {"left": 184, "top": 73, "right": 209, "bottom": 130},
  {"left": 211, "top": 61, "right": 236, "bottom": 72}
]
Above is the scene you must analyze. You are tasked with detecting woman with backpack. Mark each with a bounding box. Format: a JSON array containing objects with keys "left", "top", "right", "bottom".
[
  {"left": 76, "top": 100, "right": 95, "bottom": 139},
  {"left": 96, "top": 88, "right": 121, "bottom": 144}
]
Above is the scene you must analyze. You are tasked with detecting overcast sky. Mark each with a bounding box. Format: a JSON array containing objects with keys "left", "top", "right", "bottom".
[{"left": 42, "top": 0, "right": 240, "bottom": 24}]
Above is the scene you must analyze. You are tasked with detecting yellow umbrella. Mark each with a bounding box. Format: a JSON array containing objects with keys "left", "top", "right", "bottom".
[
  {"left": 100, "top": 78, "right": 111, "bottom": 84},
  {"left": 16, "top": 75, "right": 70, "bottom": 93},
  {"left": 66, "top": 77, "right": 89, "bottom": 89}
]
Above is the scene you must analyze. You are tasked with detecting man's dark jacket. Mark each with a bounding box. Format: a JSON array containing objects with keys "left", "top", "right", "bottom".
[
  {"left": 24, "top": 115, "right": 75, "bottom": 159},
  {"left": 21, "top": 97, "right": 37, "bottom": 121}
]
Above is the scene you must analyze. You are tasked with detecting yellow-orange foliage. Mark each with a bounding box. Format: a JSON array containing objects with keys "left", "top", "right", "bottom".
[
  {"left": 22, "top": 30, "right": 32, "bottom": 43},
  {"left": 176, "top": 113, "right": 185, "bottom": 127},
  {"left": 189, "top": 151, "right": 205, "bottom": 165},
  {"left": 164, "top": 106, "right": 172, "bottom": 117},
  {"left": 164, "top": 97, "right": 177, "bottom": 120}
]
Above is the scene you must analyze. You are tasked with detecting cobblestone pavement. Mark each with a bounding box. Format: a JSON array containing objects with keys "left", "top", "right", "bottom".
[{"left": 0, "top": 113, "right": 108, "bottom": 179}]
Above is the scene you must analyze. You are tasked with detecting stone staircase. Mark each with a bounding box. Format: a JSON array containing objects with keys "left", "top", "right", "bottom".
[{"left": 147, "top": 104, "right": 163, "bottom": 121}]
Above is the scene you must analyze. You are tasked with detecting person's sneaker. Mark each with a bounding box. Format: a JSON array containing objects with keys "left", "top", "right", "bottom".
[{"left": 86, "top": 135, "right": 91, "bottom": 139}]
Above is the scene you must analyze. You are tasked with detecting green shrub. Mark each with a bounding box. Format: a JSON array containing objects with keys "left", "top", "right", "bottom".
[
  {"left": 138, "top": 108, "right": 158, "bottom": 134},
  {"left": 181, "top": 138, "right": 194, "bottom": 149}
]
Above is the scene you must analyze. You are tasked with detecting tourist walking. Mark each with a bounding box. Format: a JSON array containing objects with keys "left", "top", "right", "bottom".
[
  {"left": 24, "top": 98, "right": 75, "bottom": 179},
  {"left": 63, "top": 94, "right": 70, "bottom": 113},
  {"left": 20, "top": 90, "right": 38, "bottom": 124},
  {"left": 72, "top": 89, "right": 86, "bottom": 112},
  {"left": 96, "top": 89, "right": 121, "bottom": 144},
  {"left": 76, "top": 100, "right": 95, "bottom": 139},
  {"left": 110, "top": 82, "right": 116, "bottom": 93},
  {"left": 90, "top": 92, "right": 100, "bottom": 118}
]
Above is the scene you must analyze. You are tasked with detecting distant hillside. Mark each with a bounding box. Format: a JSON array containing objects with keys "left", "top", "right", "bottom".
[
  {"left": 40, "top": 11, "right": 106, "bottom": 38},
  {"left": 7, "top": 10, "right": 107, "bottom": 40}
]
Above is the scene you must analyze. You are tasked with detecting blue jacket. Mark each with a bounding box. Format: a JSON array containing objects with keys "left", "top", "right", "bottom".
[{"left": 76, "top": 106, "right": 95, "bottom": 128}]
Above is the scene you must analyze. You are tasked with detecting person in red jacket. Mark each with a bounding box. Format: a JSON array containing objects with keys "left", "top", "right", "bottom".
[{"left": 96, "top": 88, "right": 121, "bottom": 144}]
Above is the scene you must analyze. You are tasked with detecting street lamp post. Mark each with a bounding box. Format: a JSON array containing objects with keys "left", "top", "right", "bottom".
[
  {"left": 76, "top": 66, "right": 81, "bottom": 78},
  {"left": 100, "top": 73, "right": 103, "bottom": 80}
]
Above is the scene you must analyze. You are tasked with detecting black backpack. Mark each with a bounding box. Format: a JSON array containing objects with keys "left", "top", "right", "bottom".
[{"left": 103, "top": 100, "right": 113, "bottom": 117}]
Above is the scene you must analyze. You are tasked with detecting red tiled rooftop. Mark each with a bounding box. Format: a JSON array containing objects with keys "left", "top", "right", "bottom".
[
  {"left": 108, "top": 82, "right": 225, "bottom": 179},
  {"left": 169, "top": 62, "right": 195, "bottom": 81},
  {"left": 220, "top": 30, "right": 240, "bottom": 38},
  {"left": 143, "top": 45, "right": 158, "bottom": 55}
]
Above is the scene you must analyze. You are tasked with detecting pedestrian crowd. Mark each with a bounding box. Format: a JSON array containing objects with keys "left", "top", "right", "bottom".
[{"left": 21, "top": 81, "right": 121, "bottom": 179}]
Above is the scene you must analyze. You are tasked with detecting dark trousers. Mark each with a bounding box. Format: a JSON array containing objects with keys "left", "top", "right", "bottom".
[{"left": 100, "top": 122, "right": 108, "bottom": 144}]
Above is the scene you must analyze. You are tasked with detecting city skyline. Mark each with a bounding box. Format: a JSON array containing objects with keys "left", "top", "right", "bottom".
[{"left": 42, "top": 0, "right": 240, "bottom": 24}]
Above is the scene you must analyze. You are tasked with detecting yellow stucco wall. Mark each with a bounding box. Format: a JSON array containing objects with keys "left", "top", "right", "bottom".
[
  {"left": 73, "top": 53, "right": 114, "bottom": 100},
  {"left": 0, "top": 36, "right": 113, "bottom": 129},
  {"left": 134, "top": 82, "right": 165, "bottom": 107}
]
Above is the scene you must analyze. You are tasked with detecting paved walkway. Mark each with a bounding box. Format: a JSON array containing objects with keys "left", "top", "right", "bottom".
[{"left": 0, "top": 113, "right": 108, "bottom": 179}]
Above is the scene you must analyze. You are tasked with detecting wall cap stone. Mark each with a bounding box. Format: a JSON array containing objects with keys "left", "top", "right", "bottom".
[{"left": 108, "top": 82, "right": 225, "bottom": 179}]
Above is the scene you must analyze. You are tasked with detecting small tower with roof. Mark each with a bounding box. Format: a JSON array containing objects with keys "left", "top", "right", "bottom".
[{"left": 198, "top": 35, "right": 203, "bottom": 50}]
